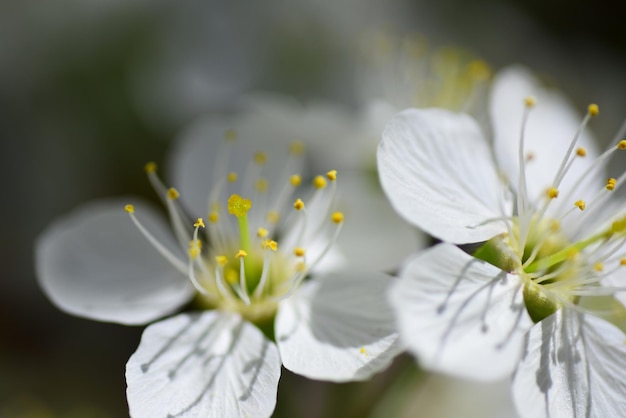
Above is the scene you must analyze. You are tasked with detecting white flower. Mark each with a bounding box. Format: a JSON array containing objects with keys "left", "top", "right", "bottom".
[
  {"left": 378, "top": 66, "right": 626, "bottom": 418},
  {"left": 36, "top": 135, "right": 400, "bottom": 417}
]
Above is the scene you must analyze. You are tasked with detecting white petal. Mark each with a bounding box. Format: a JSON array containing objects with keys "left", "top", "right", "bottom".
[
  {"left": 512, "top": 308, "right": 626, "bottom": 418},
  {"left": 378, "top": 108, "right": 510, "bottom": 244},
  {"left": 334, "top": 171, "right": 427, "bottom": 272},
  {"left": 390, "top": 243, "right": 533, "bottom": 381},
  {"left": 35, "top": 199, "right": 193, "bottom": 325},
  {"left": 490, "top": 65, "right": 601, "bottom": 204},
  {"left": 276, "top": 270, "right": 401, "bottom": 382},
  {"left": 126, "top": 311, "right": 281, "bottom": 418}
]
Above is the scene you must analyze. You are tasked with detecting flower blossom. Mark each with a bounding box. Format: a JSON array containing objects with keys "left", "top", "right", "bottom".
[
  {"left": 377, "top": 66, "right": 626, "bottom": 417},
  {"left": 36, "top": 133, "right": 399, "bottom": 417}
]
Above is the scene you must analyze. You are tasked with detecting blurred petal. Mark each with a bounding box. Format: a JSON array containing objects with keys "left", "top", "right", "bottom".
[
  {"left": 127, "top": 311, "right": 281, "bottom": 418},
  {"left": 512, "top": 309, "right": 626, "bottom": 418},
  {"left": 335, "top": 171, "right": 427, "bottom": 272},
  {"left": 378, "top": 108, "right": 510, "bottom": 244},
  {"left": 390, "top": 244, "right": 533, "bottom": 381},
  {"left": 36, "top": 199, "right": 193, "bottom": 325},
  {"left": 276, "top": 270, "right": 400, "bottom": 382},
  {"left": 490, "top": 66, "right": 601, "bottom": 204}
]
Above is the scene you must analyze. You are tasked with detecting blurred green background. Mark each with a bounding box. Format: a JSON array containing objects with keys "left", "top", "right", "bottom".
[{"left": 1, "top": 0, "right": 625, "bottom": 416}]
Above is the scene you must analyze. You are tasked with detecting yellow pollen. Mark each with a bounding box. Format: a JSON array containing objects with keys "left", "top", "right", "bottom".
[
  {"left": 606, "top": 178, "right": 617, "bottom": 191},
  {"left": 124, "top": 204, "right": 135, "bottom": 214},
  {"left": 227, "top": 172, "right": 238, "bottom": 183},
  {"left": 267, "top": 210, "right": 280, "bottom": 224},
  {"left": 326, "top": 170, "right": 337, "bottom": 181},
  {"left": 236, "top": 249, "right": 247, "bottom": 258},
  {"left": 254, "top": 152, "right": 267, "bottom": 165},
  {"left": 194, "top": 218, "right": 205, "bottom": 228},
  {"left": 263, "top": 239, "right": 278, "bottom": 251},
  {"left": 225, "top": 129, "right": 237, "bottom": 141},
  {"left": 256, "top": 178, "right": 269, "bottom": 192},
  {"left": 594, "top": 262, "right": 604, "bottom": 272},
  {"left": 576, "top": 147, "right": 587, "bottom": 157},
  {"left": 332, "top": 212, "right": 345, "bottom": 224},
  {"left": 524, "top": 96, "right": 537, "bottom": 107},
  {"left": 618, "top": 140, "right": 626, "bottom": 150},
  {"left": 227, "top": 194, "right": 252, "bottom": 217},
  {"left": 293, "top": 247, "right": 306, "bottom": 257},
  {"left": 144, "top": 162, "right": 157, "bottom": 173},
  {"left": 257, "top": 227, "right": 268, "bottom": 238},
  {"left": 574, "top": 200, "right": 586, "bottom": 211},
  {"left": 294, "top": 198, "right": 305, "bottom": 211},
  {"left": 296, "top": 262, "right": 307, "bottom": 273},
  {"left": 209, "top": 212, "right": 219, "bottom": 223},
  {"left": 359, "top": 347, "right": 369, "bottom": 356},
  {"left": 290, "top": 141, "right": 305, "bottom": 156},
  {"left": 620, "top": 258, "right": 626, "bottom": 266},
  {"left": 215, "top": 255, "right": 228, "bottom": 266},
  {"left": 588, "top": 104, "right": 599, "bottom": 117},
  {"left": 313, "top": 175, "right": 327, "bottom": 189},
  {"left": 290, "top": 174, "right": 302, "bottom": 187},
  {"left": 546, "top": 187, "right": 559, "bottom": 199},
  {"left": 167, "top": 187, "right": 180, "bottom": 200}
]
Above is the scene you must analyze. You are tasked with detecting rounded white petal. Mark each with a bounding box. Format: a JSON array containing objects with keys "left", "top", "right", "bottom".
[
  {"left": 390, "top": 243, "right": 533, "bottom": 381},
  {"left": 378, "top": 108, "right": 510, "bottom": 244},
  {"left": 276, "top": 270, "right": 401, "bottom": 382},
  {"left": 35, "top": 199, "right": 193, "bottom": 325},
  {"left": 512, "top": 309, "right": 626, "bottom": 418},
  {"left": 126, "top": 311, "right": 281, "bottom": 418},
  {"left": 490, "top": 66, "right": 601, "bottom": 204},
  {"left": 334, "top": 171, "right": 427, "bottom": 272}
]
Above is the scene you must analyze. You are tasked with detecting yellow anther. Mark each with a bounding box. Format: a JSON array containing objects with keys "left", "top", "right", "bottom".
[
  {"left": 263, "top": 240, "right": 278, "bottom": 251},
  {"left": 209, "top": 212, "right": 219, "bottom": 223},
  {"left": 549, "top": 219, "right": 561, "bottom": 233},
  {"left": 167, "top": 187, "right": 180, "bottom": 200},
  {"left": 225, "top": 129, "right": 237, "bottom": 141},
  {"left": 267, "top": 210, "right": 280, "bottom": 224},
  {"left": 290, "top": 174, "right": 302, "bottom": 187},
  {"left": 621, "top": 258, "right": 626, "bottom": 266},
  {"left": 227, "top": 172, "right": 238, "bottom": 183},
  {"left": 313, "top": 175, "right": 327, "bottom": 189},
  {"left": 124, "top": 204, "right": 135, "bottom": 214},
  {"left": 359, "top": 347, "right": 369, "bottom": 356},
  {"left": 546, "top": 187, "right": 559, "bottom": 199},
  {"left": 594, "top": 262, "right": 604, "bottom": 272},
  {"left": 294, "top": 198, "right": 305, "bottom": 211},
  {"left": 254, "top": 152, "right": 267, "bottom": 165},
  {"left": 467, "top": 60, "right": 490, "bottom": 80},
  {"left": 326, "top": 170, "right": 337, "bottom": 181},
  {"left": 293, "top": 247, "right": 306, "bottom": 257},
  {"left": 194, "top": 218, "right": 205, "bottom": 228},
  {"left": 225, "top": 268, "right": 238, "bottom": 284},
  {"left": 144, "top": 162, "right": 158, "bottom": 173},
  {"left": 227, "top": 194, "right": 252, "bottom": 217},
  {"left": 296, "top": 262, "right": 307, "bottom": 273},
  {"left": 618, "top": 140, "right": 626, "bottom": 150},
  {"left": 574, "top": 200, "right": 586, "bottom": 211},
  {"left": 524, "top": 96, "right": 537, "bottom": 107},
  {"left": 290, "top": 141, "right": 305, "bottom": 156},
  {"left": 606, "top": 178, "right": 617, "bottom": 191},
  {"left": 257, "top": 227, "right": 269, "bottom": 238},
  {"left": 215, "top": 255, "right": 228, "bottom": 266},
  {"left": 332, "top": 212, "right": 345, "bottom": 224},
  {"left": 236, "top": 249, "right": 248, "bottom": 258},
  {"left": 256, "top": 178, "right": 269, "bottom": 192},
  {"left": 576, "top": 147, "right": 587, "bottom": 157},
  {"left": 588, "top": 104, "right": 599, "bottom": 117}
]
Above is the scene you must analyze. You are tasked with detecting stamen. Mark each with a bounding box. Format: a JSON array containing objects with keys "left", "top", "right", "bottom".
[
  {"left": 257, "top": 227, "right": 268, "bottom": 238},
  {"left": 516, "top": 97, "right": 535, "bottom": 251},
  {"left": 576, "top": 147, "right": 587, "bottom": 157},
  {"left": 214, "top": 257, "right": 233, "bottom": 299},
  {"left": 236, "top": 250, "right": 250, "bottom": 305},
  {"left": 606, "top": 178, "right": 617, "bottom": 191},
  {"left": 254, "top": 241, "right": 278, "bottom": 298},
  {"left": 294, "top": 198, "right": 305, "bottom": 211},
  {"left": 124, "top": 205, "right": 186, "bottom": 274},
  {"left": 313, "top": 175, "right": 327, "bottom": 189},
  {"left": 293, "top": 247, "right": 306, "bottom": 257},
  {"left": 290, "top": 174, "right": 302, "bottom": 187},
  {"left": 227, "top": 172, "right": 238, "bottom": 183},
  {"left": 574, "top": 200, "right": 586, "bottom": 211},
  {"left": 546, "top": 187, "right": 559, "bottom": 199}
]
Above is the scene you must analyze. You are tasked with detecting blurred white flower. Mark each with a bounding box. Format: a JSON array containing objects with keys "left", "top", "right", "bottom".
[
  {"left": 378, "top": 66, "right": 626, "bottom": 417},
  {"left": 36, "top": 134, "right": 400, "bottom": 417}
]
